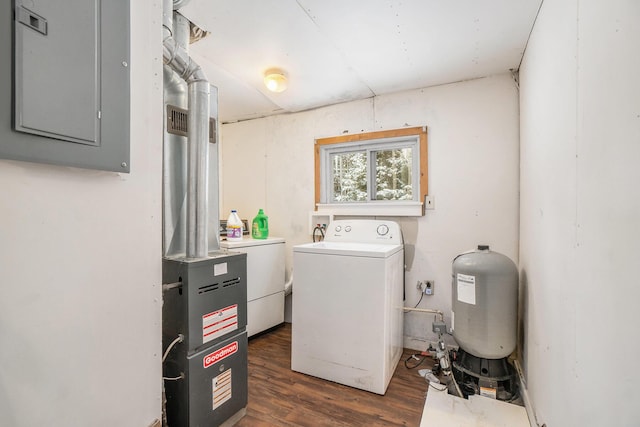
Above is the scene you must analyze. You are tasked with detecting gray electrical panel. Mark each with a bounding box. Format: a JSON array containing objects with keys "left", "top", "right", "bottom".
[{"left": 0, "top": 0, "right": 130, "bottom": 172}]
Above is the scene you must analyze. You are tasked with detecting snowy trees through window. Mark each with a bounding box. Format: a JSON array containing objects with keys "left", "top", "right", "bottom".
[{"left": 315, "top": 127, "right": 428, "bottom": 207}]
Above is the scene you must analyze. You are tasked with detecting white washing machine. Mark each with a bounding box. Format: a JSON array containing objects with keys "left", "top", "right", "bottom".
[
  {"left": 291, "top": 219, "right": 404, "bottom": 395},
  {"left": 221, "top": 236, "right": 285, "bottom": 337}
]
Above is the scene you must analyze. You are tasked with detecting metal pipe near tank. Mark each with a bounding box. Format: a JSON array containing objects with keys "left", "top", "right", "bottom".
[
  {"left": 162, "top": 0, "right": 210, "bottom": 258},
  {"left": 402, "top": 306, "right": 445, "bottom": 322}
]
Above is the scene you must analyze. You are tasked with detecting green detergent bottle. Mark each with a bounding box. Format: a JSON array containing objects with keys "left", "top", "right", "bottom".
[{"left": 251, "top": 209, "right": 269, "bottom": 239}]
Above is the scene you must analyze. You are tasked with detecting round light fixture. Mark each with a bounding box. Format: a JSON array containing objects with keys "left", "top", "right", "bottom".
[{"left": 263, "top": 68, "right": 288, "bottom": 93}]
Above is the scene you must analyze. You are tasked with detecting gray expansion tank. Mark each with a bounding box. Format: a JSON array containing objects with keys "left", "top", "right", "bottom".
[{"left": 451, "top": 246, "right": 518, "bottom": 360}]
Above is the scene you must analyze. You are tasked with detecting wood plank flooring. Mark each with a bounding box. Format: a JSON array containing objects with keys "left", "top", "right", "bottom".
[{"left": 236, "top": 323, "right": 433, "bottom": 427}]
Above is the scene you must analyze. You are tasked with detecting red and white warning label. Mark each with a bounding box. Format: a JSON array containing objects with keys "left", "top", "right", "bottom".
[
  {"left": 203, "top": 341, "right": 238, "bottom": 369},
  {"left": 212, "top": 368, "right": 233, "bottom": 410},
  {"left": 202, "top": 304, "right": 238, "bottom": 345}
]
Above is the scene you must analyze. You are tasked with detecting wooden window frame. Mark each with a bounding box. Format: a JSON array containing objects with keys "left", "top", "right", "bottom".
[{"left": 314, "top": 126, "right": 428, "bottom": 209}]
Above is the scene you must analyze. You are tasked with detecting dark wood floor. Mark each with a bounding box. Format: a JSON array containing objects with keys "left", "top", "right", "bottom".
[{"left": 236, "top": 323, "right": 432, "bottom": 427}]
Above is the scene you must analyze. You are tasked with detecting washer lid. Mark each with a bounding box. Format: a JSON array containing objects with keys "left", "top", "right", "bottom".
[{"left": 293, "top": 241, "right": 403, "bottom": 258}]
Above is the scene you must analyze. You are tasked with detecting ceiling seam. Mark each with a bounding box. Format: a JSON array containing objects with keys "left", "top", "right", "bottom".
[
  {"left": 293, "top": 0, "right": 376, "bottom": 97},
  {"left": 516, "top": 0, "right": 545, "bottom": 72}
]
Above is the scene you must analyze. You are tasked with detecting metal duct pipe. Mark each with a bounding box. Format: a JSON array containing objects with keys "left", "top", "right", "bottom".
[
  {"left": 173, "top": 12, "right": 190, "bottom": 50},
  {"left": 162, "top": 0, "right": 210, "bottom": 258},
  {"left": 187, "top": 81, "right": 210, "bottom": 258},
  {"left": 172, "top": 0, "right": 192, "bottom": 9}
]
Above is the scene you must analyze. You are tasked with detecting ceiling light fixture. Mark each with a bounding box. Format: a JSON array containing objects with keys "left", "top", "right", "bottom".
[{"left": 263, "top": 68, "right": 288, "bottom": 93}]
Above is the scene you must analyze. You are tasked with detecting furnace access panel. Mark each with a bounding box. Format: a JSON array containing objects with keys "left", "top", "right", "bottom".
[{"left": 0, "top": 1, "right": 130, "bottom": 172}]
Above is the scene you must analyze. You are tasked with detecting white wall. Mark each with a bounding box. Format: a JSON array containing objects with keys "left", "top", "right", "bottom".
[
  {"left": 220, "top": 74, "right": 520, "bottom": 348},
  {"left": 0, "top": 2, "right": 163, "bottom": 426},
  {"left": 520, "top": 0, "right": 640, "bottom": 425}
]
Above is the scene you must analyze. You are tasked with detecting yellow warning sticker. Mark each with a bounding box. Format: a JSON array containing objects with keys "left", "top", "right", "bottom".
[
  {"left": 480, "top": 386, "right": 497, "bottom": 399},
  {"left": 212, "top": 368, "right": 232, "bottom": 410}
]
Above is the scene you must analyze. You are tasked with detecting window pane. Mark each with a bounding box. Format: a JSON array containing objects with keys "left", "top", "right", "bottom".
[
  {"left": 331, "top": 151, "right": 367, "bottom": 202},
  {"left": 374, "top": 148, "right": 413, "bottom": 200}
]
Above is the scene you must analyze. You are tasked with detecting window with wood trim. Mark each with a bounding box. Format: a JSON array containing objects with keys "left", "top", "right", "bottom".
[{"left": 314, "top": 127, "right": 428, "bottom": 212}]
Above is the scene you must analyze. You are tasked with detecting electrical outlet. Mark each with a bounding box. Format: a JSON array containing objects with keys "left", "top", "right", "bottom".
[
  {"left": 424, "top": 280, "right": 434, "bottom": 295},
  {"left": 432, "top": 321, "right": 446, "bottom": 335},
  {"left": 417, "top": 280, "right": 434, "bottom": 295},
  {"left": 424, "top": 195, "right": 435, "bottom": 210}
]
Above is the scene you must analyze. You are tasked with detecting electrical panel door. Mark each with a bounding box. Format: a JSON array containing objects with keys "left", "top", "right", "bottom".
[
  {"left": 14, "top": 1, "right": 99, "bottom": 145},
  {"left": 0, "top": 1, "right": 130, "bottom": 172}
]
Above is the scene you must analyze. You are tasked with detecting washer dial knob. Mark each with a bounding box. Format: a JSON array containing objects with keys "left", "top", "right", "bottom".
[
  {"left": 377, "top": 224, "right": 389, "bottom": 236},
  {"left": 345, "top": 226, "right": 352, "bottom": 232}
]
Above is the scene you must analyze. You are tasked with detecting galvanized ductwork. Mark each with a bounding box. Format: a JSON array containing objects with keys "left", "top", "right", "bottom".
[
  {"left": 162, "top": 0, "right": 210, "bottom": 259},
  {"left": 161, "top": 6, "right": 248, "bottom": 426}
]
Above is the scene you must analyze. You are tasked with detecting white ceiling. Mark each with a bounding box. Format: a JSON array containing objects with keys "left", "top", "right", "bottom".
[{"left": 179, "top": 0, "right": 542, "bottom": 124}]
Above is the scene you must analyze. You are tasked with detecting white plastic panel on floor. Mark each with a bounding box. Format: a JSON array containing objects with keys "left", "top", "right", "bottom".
[{"left": 420, "top": 390, "right": 529, "bottom": 427}]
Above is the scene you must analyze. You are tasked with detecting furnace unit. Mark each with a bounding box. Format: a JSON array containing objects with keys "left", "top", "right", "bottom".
[{"left": 162, "top": 253, "right": 248, "bottom": 426}]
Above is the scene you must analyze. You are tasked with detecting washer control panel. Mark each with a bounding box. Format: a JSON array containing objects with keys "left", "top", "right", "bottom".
[{"left": 325, "top": 220, "right": 402, "bottom": 244}]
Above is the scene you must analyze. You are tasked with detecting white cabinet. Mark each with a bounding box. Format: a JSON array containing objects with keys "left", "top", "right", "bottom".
[{"left": 220, "top": 237, "right": 285, "bottom": 337}]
